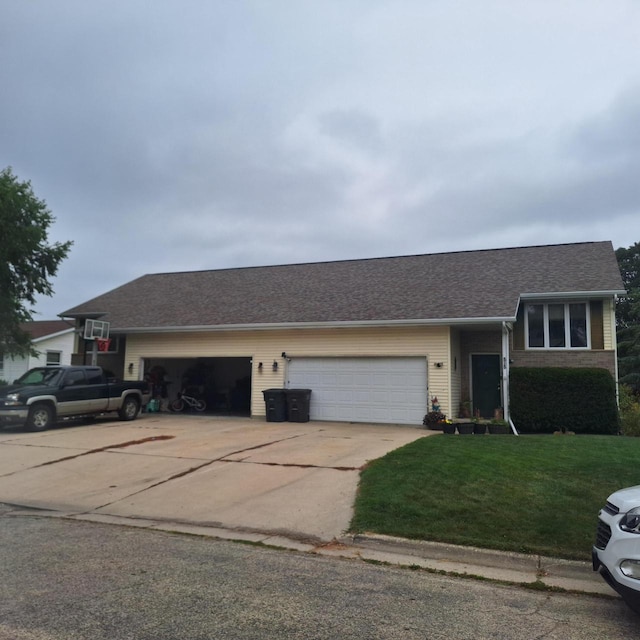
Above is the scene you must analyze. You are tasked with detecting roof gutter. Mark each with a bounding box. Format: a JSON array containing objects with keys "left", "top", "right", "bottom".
[
  {"left": 58, "top": 311, "right": 109, "bottom": 319},
  {"left": 519, "top": 290, "right": 626, "bottom": 300},
  {"left": 111, "top": 316, "right": 515, "bottom": 334}
]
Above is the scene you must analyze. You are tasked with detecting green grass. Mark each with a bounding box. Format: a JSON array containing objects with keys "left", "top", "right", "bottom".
[{"left": 350, "top": 435, "right": 640, "bottom": 561}]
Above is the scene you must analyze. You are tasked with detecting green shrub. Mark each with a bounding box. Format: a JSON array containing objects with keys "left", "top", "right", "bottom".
[
  {"left": 620, "top": 384, "right": 640, "bottom": 437},
  {"left": 510, "top": 367, "right": 619, "bottom": 435},
  {"left": 0, "top": 379, "right": 7, "bottom": 386}
]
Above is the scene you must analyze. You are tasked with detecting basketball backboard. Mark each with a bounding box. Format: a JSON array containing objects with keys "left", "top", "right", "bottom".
[{"left": 83, "top": 318, "right": 110, "bottom": 340}]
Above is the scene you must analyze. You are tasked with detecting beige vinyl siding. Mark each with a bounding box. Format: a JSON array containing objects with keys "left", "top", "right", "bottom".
[
  {"left": 603, "top": 298, "right": 615, "bottom": 350},
  {"left": 125, "top": 325, "right": 452, "bottom": 419}
]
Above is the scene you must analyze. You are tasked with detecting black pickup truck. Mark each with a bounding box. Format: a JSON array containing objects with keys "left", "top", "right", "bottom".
[{"left": 0, "top": 366, "right": 151, "bottom": 431}]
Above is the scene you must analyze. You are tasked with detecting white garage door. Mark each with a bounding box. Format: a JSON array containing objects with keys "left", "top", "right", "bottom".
[{"left": 286, "top": 357, "right": 428, "bottom": 425}]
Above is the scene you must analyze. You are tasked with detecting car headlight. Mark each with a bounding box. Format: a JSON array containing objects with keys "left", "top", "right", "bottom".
[
  {"left": 620, "top": 560, "right": 640, "bottom": 579},
  {"left": 620, "top": 507, "right": 640, "bottom": 534},
  {"left": 3, "top": 393, "right": 21, "bottom": 406}
]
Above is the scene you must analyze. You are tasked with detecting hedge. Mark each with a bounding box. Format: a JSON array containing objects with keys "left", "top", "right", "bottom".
[{"left": 510, "top": 367, "right": 620, "bottom": 435}]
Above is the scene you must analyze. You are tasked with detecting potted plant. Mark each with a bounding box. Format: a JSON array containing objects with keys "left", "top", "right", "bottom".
[
  {"left": 459, "top": 400, "right": 472, "bottom": 419},
  {"left": 441, "top": 419, "right": 456, "bottom": 434},
  {"left": 472, "top": 418, "right": 486, "bottom": 435},
  {"left": 488, "top": 419, "right": 510, "bottom": 435},
  {"left": 423, "top": 411, "right": 447, "bottom": 430},
  {"left": 457, "top": 420, "right": 474, "bottom": 435}
]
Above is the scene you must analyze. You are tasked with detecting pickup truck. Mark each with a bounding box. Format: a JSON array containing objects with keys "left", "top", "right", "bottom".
[{"left": 0, "top": 366, "right": 151, "bottom": 432}]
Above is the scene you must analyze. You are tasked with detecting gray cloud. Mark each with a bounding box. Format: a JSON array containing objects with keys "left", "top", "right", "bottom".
[{"left": 1, "top": 1, "right": 639, "bottom": 317}]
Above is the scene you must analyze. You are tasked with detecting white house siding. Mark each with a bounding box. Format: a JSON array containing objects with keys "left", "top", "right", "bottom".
[
  {"left": 1, "top": 330, "right": 73, "bottom": 382},
  {"left": 2, "top": 356, "right": 25, "bottom": 383},
  {"left": 124, "top": 325, "right": 452, "bottom": 421},
  {"left": 32, "top": 332, "right": 74, "bottom": 367}
]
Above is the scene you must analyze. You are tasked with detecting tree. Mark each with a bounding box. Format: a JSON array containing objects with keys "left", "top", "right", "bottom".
[
  {"left": 0, "top": 167, "right": 73, "bottom": 357},
  {"left": 616, "top": 242, "right": 640, "bottom": 393}
]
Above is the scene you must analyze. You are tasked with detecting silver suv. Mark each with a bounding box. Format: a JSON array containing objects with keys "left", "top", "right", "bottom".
[{"left": 593, "top": 485, "right": 640, "bottom": 614}]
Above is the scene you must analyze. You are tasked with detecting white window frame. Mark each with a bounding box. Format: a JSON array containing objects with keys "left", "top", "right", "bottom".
[
  {"left": 46, "top": 350, "right": 62, "bottom": 366},
  {"left": 525, "top": 301, "right": 591, "bottom": 350}
]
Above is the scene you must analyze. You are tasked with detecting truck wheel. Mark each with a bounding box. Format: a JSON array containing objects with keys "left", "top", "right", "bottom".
[
  {"left": 26, "top": 403, "right": 54, "bottom": 432},
  {"left": 119, "top": 396, "right": 140, "bottom": 421}
]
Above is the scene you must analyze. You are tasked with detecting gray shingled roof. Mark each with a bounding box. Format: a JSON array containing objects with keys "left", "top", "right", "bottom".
[{"left": 60, "top": 242, "right": 625, "bottom": 331}]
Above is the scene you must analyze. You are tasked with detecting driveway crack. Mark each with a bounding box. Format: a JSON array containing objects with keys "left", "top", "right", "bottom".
[
  {"left": 222, "top": 459, "right": 360, "bottom": 471},
  {"left": 86, "top": 433, "right": 308, "bottom": 510},
  {"left": 0, "top": 435, "right": 177, "bottom": 477}
]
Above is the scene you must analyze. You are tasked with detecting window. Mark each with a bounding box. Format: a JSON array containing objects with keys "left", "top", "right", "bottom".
[
  {"left": 525, "top": 302, "right": 589, "bottom": 349},
  {"left": 63, "top": 370, "right": 87, "bottom": 386},
  {"left": 46, "top": 351, "right": 62, "bottom": 366},
  {"left": 86, "top": 368, "right": 105, "bottom": 385}
]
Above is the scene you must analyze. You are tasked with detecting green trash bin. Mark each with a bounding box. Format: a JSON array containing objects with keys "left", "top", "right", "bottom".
[
  {"left": 285, "top": 389, "right": 312, "bottom": 423},
  {"left": 262, "top": 389, "right": 287, "bottom": 422}
]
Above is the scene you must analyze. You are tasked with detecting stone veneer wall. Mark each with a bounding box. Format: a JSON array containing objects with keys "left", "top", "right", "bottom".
[{"left": 509, "top": 349, "right": 616, "bottom": 377}]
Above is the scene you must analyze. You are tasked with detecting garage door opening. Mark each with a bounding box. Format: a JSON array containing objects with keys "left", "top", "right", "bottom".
[{"left": 143, "top": 357, "right": 252, "bottom": 416}]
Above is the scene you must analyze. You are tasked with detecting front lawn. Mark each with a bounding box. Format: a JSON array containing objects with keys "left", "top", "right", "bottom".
[{"left": 350, "top": 434, "right": 640, "bottom": 560}]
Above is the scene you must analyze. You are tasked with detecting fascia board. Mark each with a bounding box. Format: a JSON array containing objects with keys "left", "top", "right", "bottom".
[
  {"left": 520, "top": 290, "right": 626, "bottom": 300},
  {"left": 58, "top": 311, "right": 109, "bottom": 319},
  {"left": 113, "top": 316, "right": 515, "bottom": 334},
  {"left": 32, "top": 328, "right": 76, "bottom": 343}
]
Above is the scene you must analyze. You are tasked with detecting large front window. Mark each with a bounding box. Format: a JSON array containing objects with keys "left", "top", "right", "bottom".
[{"left": 526, "top": 302, "right": 589, "bottom": 349}]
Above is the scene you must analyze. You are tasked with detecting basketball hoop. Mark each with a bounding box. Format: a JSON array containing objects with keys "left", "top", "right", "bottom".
[{"left": 96, "top": 338, "right": 111, "bottom": 352}]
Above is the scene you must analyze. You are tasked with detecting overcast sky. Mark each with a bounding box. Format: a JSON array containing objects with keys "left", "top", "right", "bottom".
[{"left": 2, "top": 1, "right": 639, "bottom": 320}]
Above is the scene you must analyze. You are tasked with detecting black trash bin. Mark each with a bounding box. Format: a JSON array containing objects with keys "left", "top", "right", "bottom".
[
  {"left": 285, "top": 389, "right": 312, "bottom": 423},
  {"left": 262, "top": 388, "right": 287, "bottom": 422}
]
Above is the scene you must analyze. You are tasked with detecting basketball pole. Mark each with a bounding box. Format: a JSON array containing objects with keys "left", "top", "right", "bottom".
[{"left": 91, "top": 339, "right": 98, "bottom": 366}]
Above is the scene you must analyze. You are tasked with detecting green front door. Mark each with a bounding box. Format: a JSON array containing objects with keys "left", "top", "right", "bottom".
[{"left": 471, "top": 354, "right": 501, "bottom": 419}]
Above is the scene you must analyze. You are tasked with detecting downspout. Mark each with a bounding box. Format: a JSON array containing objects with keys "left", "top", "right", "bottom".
[
  {"left": 501, "top": 322, "right": 510, "bottom": 420},
  {"left": 502, "top": 322, "right": 518, "bottom": 435},
  {"left": 613, "top": 295, "right": 620, "bottom": 408}
]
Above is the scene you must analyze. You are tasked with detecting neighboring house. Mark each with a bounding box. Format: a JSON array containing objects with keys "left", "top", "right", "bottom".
[
  {"left": 0, "top": 321, "right": 75, "bottom": 383},
  {"left": 59, "top": 242, "right": 625, "bottom": 426}
]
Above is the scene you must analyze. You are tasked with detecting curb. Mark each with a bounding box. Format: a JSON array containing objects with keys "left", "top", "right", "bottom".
[
  {"left": 337, "top": 533, "right": 616, "bottom": 597},
  {"left": 2, "top": 505, "right": 619, "bottom": 599}
]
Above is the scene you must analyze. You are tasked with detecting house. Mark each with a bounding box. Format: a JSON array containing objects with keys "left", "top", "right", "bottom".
[
  {"left": 59, "top": 241, "right": 625, "bottom": 425},
  {"left": 0, "top": 321, "right": 75, "bottom": 383}
]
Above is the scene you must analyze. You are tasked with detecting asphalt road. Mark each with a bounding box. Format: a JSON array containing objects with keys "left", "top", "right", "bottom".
[{"left": 0, "top": 513, "right": 637, "bottom": 640}]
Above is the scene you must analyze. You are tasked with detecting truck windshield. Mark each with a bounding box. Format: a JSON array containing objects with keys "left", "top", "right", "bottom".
[{"left": 15, "top": 368, "right": 63, "bottom": 386}]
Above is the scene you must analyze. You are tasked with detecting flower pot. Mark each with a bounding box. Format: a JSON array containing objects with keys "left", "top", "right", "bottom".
[
  {"left": 442, "top": 423, "right": 456, "bottom": 434},
  {"left": 473, "top": 423, "right": 487, "bottom": 435},
  {"left": 457, "top": 422, "right": 474, "bottom": 435},
  {"left": 488, "top": 424, "right": 510, "bottom": 435}
]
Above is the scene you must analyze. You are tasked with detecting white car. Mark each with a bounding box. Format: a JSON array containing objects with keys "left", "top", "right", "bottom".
[{"left": 593, "top": 485, "right": 640, "bottom": 615}]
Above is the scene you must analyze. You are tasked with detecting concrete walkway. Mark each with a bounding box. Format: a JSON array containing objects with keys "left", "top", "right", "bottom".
[{"left": 0, "top": 414, "right": 617, "bottom": 601}]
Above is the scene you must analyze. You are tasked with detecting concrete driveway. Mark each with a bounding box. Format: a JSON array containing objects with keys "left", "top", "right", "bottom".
[{"left": 0, "top": 414, "right": 433, "bottom": 543}]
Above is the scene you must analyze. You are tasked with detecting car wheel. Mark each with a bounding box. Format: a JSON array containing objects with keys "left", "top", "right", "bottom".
[
  {"left": 26, "top": 403, "right": 54, "bottom": 432},
  {"left": 118, "top": 396, "right": 140, "bottom": 421}
]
